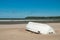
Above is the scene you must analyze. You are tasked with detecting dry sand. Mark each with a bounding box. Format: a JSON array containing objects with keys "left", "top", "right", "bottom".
[{"left": 0, "top": 23, "right": 60, "bottom": 40}]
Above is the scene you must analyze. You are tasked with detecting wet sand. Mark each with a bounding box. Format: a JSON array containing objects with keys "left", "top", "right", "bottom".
[{"left": 0, "top": 23, "right": 60, "bottom": 40}]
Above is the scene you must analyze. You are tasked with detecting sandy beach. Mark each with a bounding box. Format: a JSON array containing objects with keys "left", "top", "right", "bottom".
[{"left": 0, "top": 23, "right": 60, "bottom": 40}]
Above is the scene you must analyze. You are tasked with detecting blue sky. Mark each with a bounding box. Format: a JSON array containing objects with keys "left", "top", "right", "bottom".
[{"left": 0, "top": 0, "right": 60, "bottom": 18}]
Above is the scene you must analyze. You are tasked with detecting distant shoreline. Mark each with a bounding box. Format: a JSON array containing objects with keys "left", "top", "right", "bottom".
[{"left": 0, "top": 20, "right": 60, "bottom": 24}]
